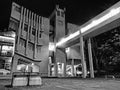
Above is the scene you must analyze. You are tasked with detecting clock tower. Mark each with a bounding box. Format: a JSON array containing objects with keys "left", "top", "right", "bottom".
[{"left": 49, "top": 5, "right": 66, "bottom": 77}]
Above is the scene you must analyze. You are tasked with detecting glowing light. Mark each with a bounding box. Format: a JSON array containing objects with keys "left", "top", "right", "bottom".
[
  {"left": 11, "top": 33, "right": 16, "bottom": 38},
  {"left": 0, "top": 36, "right": 15, "bottom": 41},
  {"left": 49, "top": 43, "right": 56, "bottom": 51},
  {"left": 31, "top": 63, "right": 34, "bottom": 66},
  {"left": 56, "top": 7, "right": 120, "bottom": 47},
  {"left": 81, "top": 7, "right": 120, "bottom": 33},
  {"left": 66, "top": 47, "right": 70, "bottom": 53},
  {"left": 56, "top": 31, "right": 80, "bottom": 46}
]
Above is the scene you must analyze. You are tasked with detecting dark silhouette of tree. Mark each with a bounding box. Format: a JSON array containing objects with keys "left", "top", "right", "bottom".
[{"left": 92, "top": 26, "right": 120, "bottom": 76}]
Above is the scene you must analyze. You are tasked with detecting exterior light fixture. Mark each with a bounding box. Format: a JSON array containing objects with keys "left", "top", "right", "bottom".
[
  {"left": 31, "top": 63, "right": 34, "bottom": 66},
  {"left": 66, "top": 47, "right": 70, "bottom": 53},
  {"left": 49, "top": 42, "right": 56, "bottom": 51}
]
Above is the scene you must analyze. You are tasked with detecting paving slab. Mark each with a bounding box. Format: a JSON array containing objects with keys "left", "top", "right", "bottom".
[{"left": 0, "top": 78, "right": 120, "bottom": 90}]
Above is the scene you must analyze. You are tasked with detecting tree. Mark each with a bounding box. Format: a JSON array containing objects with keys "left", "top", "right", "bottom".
[{"left": 92, "top": 26, "right": 120, "bottom": 76}]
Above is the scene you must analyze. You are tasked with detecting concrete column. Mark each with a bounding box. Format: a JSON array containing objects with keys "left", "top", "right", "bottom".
[
  {"left": 88, "top": 38, "right": 94, "bottom": 78},
  {"left": 33, "top": 14, "right": 37, "bottom": 59},
  {"left": 71, "top": 59, "right": 74, "bottom": 76},
  {"left": 80, "top": 36, "right": 87, "bottom": 78},
  {"left": 63, "top": 60, "right": 66, "bottom": 77},
  {"left": 54, "top": 63, "right": 58, "bottom": 77},
  {"left": 16, "top": 7, "right": 23, "bottom": 51},
  {"left": 63, "top": 49, "right": 66, "bottom": 77},
  {"left": 11, "top": 55, "right": 18, "bottom": 73},
  {"left": 21, "top": 8, "right": 26, "bottom": 36},
  {"left": 48, "top": 64, "right": 50, "bottom": 77},
  {"left": 29, "top": 12, "right": 34, "bottom": 40},
  {"left": 48, "top": 57, "right": 52, "bottom": 77},
  {"left": 54, "top": 51, "right": 58, "bottom": 77},
  {"left": 25, "top": 9, "right": 31, "bottom": 55}
]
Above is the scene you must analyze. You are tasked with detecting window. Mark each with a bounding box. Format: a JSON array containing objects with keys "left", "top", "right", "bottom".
[
  {"left": 28, "top": 42, "right": 34, "bottom": 51},
  {"left": 57, "top": 11, "right": 60, "bottom": 16},
  {"left": 24, "top": 24, "right": 28, "bottom": 32},
  {"left": 39, "top": 30, "right": 44, "bottom": 38},
  {"left": 39, "top": 32, "right": 41, "bottom": 38},
  {"left": 61, "top": 11, "right": 64, "bottom": 17},
  {"left": 14, "top": 6, "right": 21, "bottom": 13},
  {"left": 9, "top": 19, "right": 19, "bottom": 31},
  {"left": 19, "top": 38, "right": 26, "bottom": 48},
  {"left": 29, "top": 26, "right": 31, "bottom": 33},
  {"left": 32, "top": 28, "right": 36, "bottom": 35},
  {"left": 0, "top": 45, "right": 13, "bottom": 57}
]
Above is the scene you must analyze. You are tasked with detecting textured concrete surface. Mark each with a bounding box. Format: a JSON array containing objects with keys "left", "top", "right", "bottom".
[{"left": 1, "top": 78, "right": 120, "bottom": 90}]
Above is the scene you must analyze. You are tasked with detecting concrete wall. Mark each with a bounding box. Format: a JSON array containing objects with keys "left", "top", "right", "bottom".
[
  {"left": 10, "top": 2, "right": 49, "bottom": 76},
  {"left": 56, "top": 49, "right": 66, "bottom": 63},
  {"left": 67, "top": 23, "right": 79, "bottom": 34},
  {"left": 67, "top": 45, "right": 81, "bottom": 59}
]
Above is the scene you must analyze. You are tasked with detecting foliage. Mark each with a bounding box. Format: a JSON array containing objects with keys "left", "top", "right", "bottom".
[{"left": 93, "top": 26, "right": 120, "bottom": 74}]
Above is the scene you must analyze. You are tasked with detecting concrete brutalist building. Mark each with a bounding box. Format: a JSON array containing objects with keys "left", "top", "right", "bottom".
[
  {"left": 5, "top": 2, "right": 81, "bottom": 77},
  {"left": 9, "top": 2, "right": 49, "bottom": 76}
]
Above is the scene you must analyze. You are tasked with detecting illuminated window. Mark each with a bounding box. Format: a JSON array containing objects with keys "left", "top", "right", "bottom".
[
  {"left": 1, "top": 45, "right": 13, "bottom": 57},
  {"left": 2, "top": 46, "right": 13, "bottom": 51}
]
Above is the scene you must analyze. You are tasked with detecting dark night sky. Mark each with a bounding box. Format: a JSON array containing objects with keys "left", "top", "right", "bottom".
[{"left": 0, "top": 0, "right": 120, "bottom": 30}]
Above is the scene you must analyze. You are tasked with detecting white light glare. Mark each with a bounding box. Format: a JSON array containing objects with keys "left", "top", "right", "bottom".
[
  {"left": 81, "top": 7, "right": 120, "bottom": 33},
  {"left": 56, "top": 7, "right": 120, "bottom": 47},
  {"left": 49, "top": 43, "right": 56, "bottom": 51},
  {"left": 0, "top": 36, "right": 15, "bottom": 41},
  {"left": 56, "top": 31, "right": 80, "bottom": 46},
  {"left": 66, "top": 47, "right": 70, "bottom": 53}
]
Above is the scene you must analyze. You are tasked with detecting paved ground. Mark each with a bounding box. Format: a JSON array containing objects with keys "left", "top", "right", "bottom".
[{"left": 1, "top": 78, "right": 120, "bottom": 90}]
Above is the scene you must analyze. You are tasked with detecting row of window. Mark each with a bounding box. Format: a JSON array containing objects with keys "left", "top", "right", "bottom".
[
  {"left": 24, "top": 24, "right": 43, "bottom": 38},
  {"left": 19, "top": 38, "right": 42, "bottom": 53},
  {"left": 14, "top": 5, "right": 21, "bottom": 13},
  {"left": 57, "top": 10, "right": 64, "bottom": 17},
  {"left": 9, "top": 19, "right": 43, "bottom": 38},
  {"left": 14, "top": 4, "right": 43, "bottom": 27}
]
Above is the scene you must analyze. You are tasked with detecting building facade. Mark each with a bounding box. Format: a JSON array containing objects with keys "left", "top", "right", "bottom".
[
  {"left": 48, "top": 5, "right": 83, "bottom": 77},
  {"left": 8, "top": 2, "right": 49, "bottom": 76},
  {"left": 0, "top": 2, "right": 83, "bottom": 77},
  {"left": 0, "top": 31, "right": 15, "bottom": 76}
]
